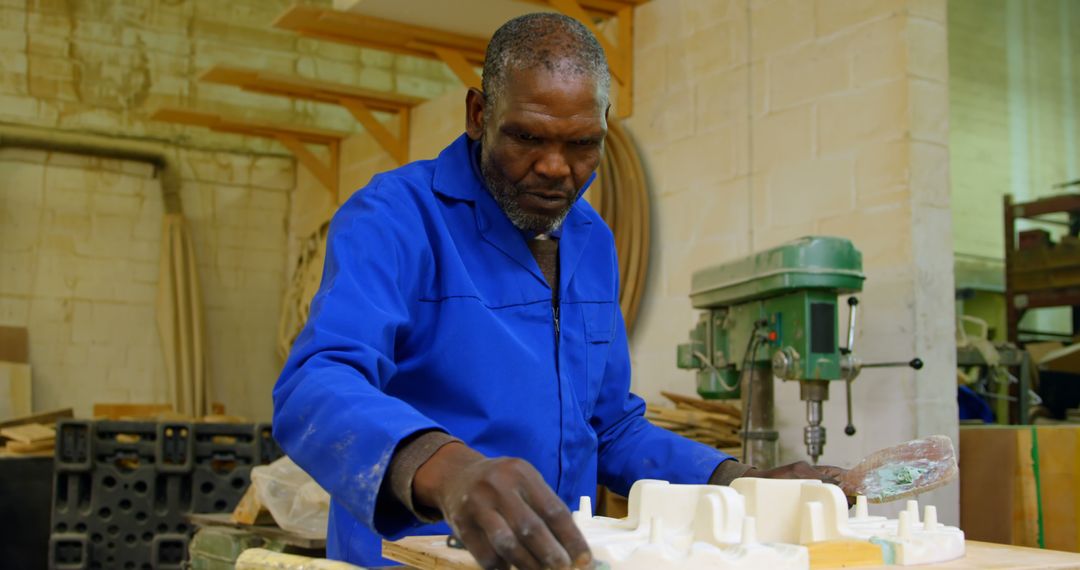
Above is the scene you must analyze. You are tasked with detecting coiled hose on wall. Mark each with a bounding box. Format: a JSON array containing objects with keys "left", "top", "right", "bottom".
[{"left": 589, "top": 117, "right": 651, "bottom": 335}]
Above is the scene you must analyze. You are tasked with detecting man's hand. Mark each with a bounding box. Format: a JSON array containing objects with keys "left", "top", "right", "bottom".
[
  {"left": 744, "top": 461, "right": 846, "bottom": 485},
  {"left": 412, "top": 442, "right": 593, "bottom": 570}
]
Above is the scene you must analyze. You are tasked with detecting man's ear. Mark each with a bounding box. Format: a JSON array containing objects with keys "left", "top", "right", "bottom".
[{"left": 465, "top": 88, "right": 486, "bottom": 141}]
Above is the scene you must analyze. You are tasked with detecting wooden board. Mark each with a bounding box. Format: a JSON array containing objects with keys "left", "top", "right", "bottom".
[
  {"left": 150, "top": 108, "right": 347, "bottom": 146},
  {"left": 0, "top": 407, "right": 73, "bottom": 430},
  {"left": 807, "top": 539, "right": 885, "bottom": 568},
  {"left": 200, "top": 65, "right": 424, "bottom": 112},
  {"left": 382, "top": 536, "right": 478, "bottom": 570},
  {"left": 5, "top": 438, "right": 54, "bottom": 453},
  {"left": 92, "top": 403, "right": 173, "bottom": 420},
  {"left": 231, "top": 484, "right": 274, "bottom": 526},
  {"left": 382, "top": 537, "right": 1080, "bottom": 570},
  {"left": 0, "top": 423, "right": 55, "bottom": 443},
  {"left": 0, "top": 361, "right": 31, "bottom": 420},
  {"left": 185, "top": 512, "right": 325, "bottom": 550},
  {"left": 661, "top": 390, "right": 742, "bottom": 418}
]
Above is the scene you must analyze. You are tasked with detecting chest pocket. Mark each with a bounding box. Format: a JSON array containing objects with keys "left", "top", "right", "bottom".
[{"left": 582, "top": 302, "right": 614, "bottom": 417}]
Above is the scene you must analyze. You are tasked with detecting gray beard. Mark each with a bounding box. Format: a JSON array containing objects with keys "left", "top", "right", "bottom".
[{"left": 480, "top": 146, "right": 575, "bottom": 235}]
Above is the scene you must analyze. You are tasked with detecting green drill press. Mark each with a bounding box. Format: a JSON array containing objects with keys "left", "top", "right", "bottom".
[{"left": 676, "top": 236, "right": 922, "bottom": 468}]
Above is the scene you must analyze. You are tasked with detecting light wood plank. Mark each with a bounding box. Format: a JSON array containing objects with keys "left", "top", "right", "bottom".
[
  {"left": 1, "top": 423, "right": 55, "bottom": 443},
  {"left": 199, "top": 65, "right": 424, "bottom": 112},
  {"left": 431, "top": 47, "right": 482, "bottom": 90},
  {"left": 0, "top": 407, "right": 73, "bottom": 430},
  {"left": 93, "top": 403, "right": 173, "bottom": 420},
  {"left": 273, "top": 5, "right": 487, "bottom": 64},
  {"left": 384, "top": 536, "right": 1080, "bottom": 570},
  {"left": 151, "top": 108, "right": 347, "bottom": 146},
  {"left": 339, "top": 98, "right": 409, "bottom": 165},
  {"left": 275, "top": 134, "right": 339, "bottom": 196},
  {"left": 6, "top": 438, "right": 54, "bottom": 453}
]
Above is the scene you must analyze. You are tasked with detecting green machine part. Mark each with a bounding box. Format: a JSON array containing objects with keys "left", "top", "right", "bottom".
[{"left": 676, "top": 236, "right": 865, "bottom": 399}]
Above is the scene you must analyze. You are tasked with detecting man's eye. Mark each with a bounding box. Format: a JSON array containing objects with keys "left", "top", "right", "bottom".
[
  {"left": 516, "top": 132, "right": 538, "bottom": 142},
  {"left": 574, "top": 139, "right": 598, "bottom": 147}
]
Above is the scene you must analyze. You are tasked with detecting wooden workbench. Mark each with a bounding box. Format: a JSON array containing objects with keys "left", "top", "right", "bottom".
[{"left": 382, "top": 535, "right": 1080, "bottom": 569}]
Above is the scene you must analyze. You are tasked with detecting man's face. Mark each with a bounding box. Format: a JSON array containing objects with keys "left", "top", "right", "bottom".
[{"left": 469, "top": 67, "right": 608, "bottom": 234}]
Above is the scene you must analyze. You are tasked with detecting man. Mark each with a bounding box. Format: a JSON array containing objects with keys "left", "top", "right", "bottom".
[{"left": 274, "top": 13, "right": 841, "bottom": 569}]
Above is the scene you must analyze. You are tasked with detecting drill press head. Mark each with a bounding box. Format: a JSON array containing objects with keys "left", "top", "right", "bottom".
[{"left": 676, "top": 236, "right": 865, "bottom": 464}]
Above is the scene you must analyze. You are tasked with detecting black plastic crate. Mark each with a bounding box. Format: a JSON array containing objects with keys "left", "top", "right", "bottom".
[{"left": 49, "top": 420, "right": 280, "bottom": 570}]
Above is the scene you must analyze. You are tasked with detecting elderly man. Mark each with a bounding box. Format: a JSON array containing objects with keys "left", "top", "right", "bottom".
[{"left": 274, "top": 12, "right": 840, "bottom": 569}]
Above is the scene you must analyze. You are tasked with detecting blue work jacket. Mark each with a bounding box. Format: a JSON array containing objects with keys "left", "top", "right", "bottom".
[{"left": 273, "top": 134, "right": 732, "bottom": 566}]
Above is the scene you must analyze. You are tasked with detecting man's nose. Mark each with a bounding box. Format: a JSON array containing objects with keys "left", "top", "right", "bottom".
[{"left": 534, "top": 147, "right": 571, "bottom": 179}]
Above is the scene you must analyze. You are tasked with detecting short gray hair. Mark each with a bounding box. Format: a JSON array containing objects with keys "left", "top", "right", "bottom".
[{"left": 482, "top": 13, "right": 610, "bottom": 112}]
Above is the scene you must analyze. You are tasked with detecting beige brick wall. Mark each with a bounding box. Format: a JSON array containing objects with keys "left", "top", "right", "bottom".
[
  {"left": 0, "top": 147, "right": 293, "bottom": 419},
  {"left": 949, "top": 0, "right": 1079, "bottom": 334},
  {"left": 0, "top": 0, "right": 459, "bottom": 420},
  {"left": 624, "top": 0, "right": 956, "bottom": 519},
  {"left": 950, "top": 0, "right": 1080, "bottom": 260}
]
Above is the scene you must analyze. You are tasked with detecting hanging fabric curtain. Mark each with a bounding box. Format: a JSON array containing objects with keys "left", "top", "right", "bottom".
[{"left": 156, "top": 213, "right": 209, "bottom": 417}]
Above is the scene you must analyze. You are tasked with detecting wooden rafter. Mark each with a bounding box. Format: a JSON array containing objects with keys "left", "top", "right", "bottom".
[
  {"left": 338, "top": 98, "right": 410, "bottom": 165},
  {"left": 273, "top": 5, "right": 485, "bottom": 88},
  {"left": 199, "top": 65, "right": 416, "bottom": 164},
  {"left": 150, "top": 107, "right": 345, "bottom": 198},
  {"left": 520, "top": 0, "right": 649, "bottom": 18},
  {"left": 199, "top": 65, "right": 425, "bottom": 112},
  {"left": 271, "top": 2, "right": 641, "bottom": 118}
]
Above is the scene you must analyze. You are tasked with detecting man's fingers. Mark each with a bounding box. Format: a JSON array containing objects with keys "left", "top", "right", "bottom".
[
  {"left": 475, "top": 509, "right": 544, "bottom": 570},
  {"left": 501, "top": 493, "right": 574, "bottom": 569},
  {"left": 456, "top": 522, "right": 507, "bottom": 570},
  {"left": 522, "top": 480, "right": 593, "bottom": 568},
  {"left": 815, "top": 465, "right": 846, "bottom": 484}
]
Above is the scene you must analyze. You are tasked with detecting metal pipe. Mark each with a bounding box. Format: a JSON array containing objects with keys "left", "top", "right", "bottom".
[
  {"left": 0, "top": 122, "right": 181, "bottom": 213},
  {"left": 742, "top": 365, "right": 778, "bottom": 469}
]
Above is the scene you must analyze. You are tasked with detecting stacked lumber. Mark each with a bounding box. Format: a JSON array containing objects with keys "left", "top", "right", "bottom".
[
  {"left": 92, "top": 402, "right": 244, "bottom": 423},
  {"left": 0, "top": 408, "right": 73, "bottom": 456},
  {"left": 231, "top": 484, "right": 275, "bottom": 526},
  {"left": 645, "top": 391, "right": 743, "bottom": 452}
]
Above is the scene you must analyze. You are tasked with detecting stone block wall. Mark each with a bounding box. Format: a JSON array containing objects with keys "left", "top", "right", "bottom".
[
  {"left": 0, "top": 0, "right": 458, "bottom": 420},
  {"left": 623, "top": 0, "right": 957, "bottom": 519},
  {"left": 950, "top": 0, "right": 1080, "bottom": 261}
]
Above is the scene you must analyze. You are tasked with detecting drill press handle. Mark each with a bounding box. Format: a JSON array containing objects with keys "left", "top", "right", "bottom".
[{"left": 840, "top": 297, "right": 923, "bottom": 436}]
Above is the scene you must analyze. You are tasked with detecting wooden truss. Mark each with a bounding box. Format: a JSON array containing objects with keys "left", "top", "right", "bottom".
[
  {"left": 272, "top": 0, "right": 646, "bottom": 117},
  {"left": 150, "top": 107, "right": 345, "bottom": 199},
  {"left": 200, "top": 65, "right": 420, "bottom": 165},
  {"left": 274, "top": 5, "right": 487, "bottom": 89}
]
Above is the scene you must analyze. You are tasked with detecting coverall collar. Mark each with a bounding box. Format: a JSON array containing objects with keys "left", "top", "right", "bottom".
[{"left": 433, "top": 134, "right": 596, "bottom": 294}]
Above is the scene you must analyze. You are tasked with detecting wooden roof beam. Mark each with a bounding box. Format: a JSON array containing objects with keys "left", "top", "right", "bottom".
[
  {"left": 199, "top": 65, "right": 425, "bottom": 112},
  {"left": 199, "top": 65, "right": 416, "bottom": 164},
  {"left": 520, "top": 0, "right": 649, "bottom": 19},
  {"left": 150, "top": 107, "right": 345, "bottom": 199},
  {"left": 273, "top": 5, "right": 485, "bottom": 88},
  {"left": 272, "top": 2, "right": 640, "bottom": 117}
]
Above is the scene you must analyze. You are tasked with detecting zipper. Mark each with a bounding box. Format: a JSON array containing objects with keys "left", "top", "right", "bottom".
[
  {"left": 552, "top": 296, "right": 562, "bottom": 493},
  {"left": 552, "top": 303, "right": 561, "bottom": 346}
]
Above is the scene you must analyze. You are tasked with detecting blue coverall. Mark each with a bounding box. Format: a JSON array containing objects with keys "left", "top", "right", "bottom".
[{"left": 273, "top": 134, "right": 733, "bottom": 565}]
